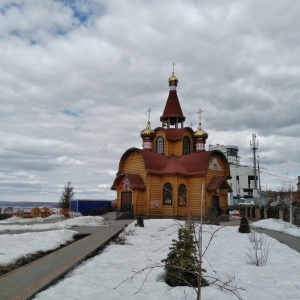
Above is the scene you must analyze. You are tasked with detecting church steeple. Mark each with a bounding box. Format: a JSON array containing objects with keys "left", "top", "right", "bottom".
[
  {"left": 193, "top": 108, "right": 208, "bottom": 152},
  {"left": 160, "top": 63, "right": 185, "bottom": 129},
  {"left": 140, "top": 107, "right": 155, "bottom": 151}
]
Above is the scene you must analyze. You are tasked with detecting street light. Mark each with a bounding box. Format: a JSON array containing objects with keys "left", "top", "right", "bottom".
[{"left": 257, "top": 156, "right": 266, "bottom": 194}]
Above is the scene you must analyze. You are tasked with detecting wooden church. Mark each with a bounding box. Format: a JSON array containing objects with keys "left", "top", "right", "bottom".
[{"left": 111, "top": 69, "right": 232, "bottom": 218}]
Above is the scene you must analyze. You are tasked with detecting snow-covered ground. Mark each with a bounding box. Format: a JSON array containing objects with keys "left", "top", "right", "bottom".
[
  {"left": 0, "top": 217, "right": 300, "bottom": 300},
  {"left": 252, "top": 218, "right": 300, "bottom": 237},
  {"left": 0, "top": 216, "right": 105, "bottom": 266},
  {"left": 0, "top": 229, "right": 77, "bottom": 266},
  {"left": 0, "top": 215, "right": 105, "bottom": 232}
]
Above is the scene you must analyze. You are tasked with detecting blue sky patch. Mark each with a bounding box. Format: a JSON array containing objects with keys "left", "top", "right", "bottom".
[
  {"left": 0, "top": 3, "right": 19, "bottom": 15},
  {"left": 63, "top": 109, "right": 78, "bottom": 117},
  {"left": 58, "top": 0, "right": 106, "bottom": 24}
]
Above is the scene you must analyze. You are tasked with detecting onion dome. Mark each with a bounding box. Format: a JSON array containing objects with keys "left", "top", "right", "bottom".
[
  {"left": 193, "top": 123, "right": 208, "bottom": 141},
  {"left": 168, "top": 72, "right": 178, "bottom": 87},
  {"left": 140, "top": 121, "right": 155, "bottom": 139}
]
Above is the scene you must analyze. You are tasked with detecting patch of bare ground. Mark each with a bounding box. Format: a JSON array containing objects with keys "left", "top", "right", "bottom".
[{"left": 0, "top": 234, "right": 89, "bottom": 276}]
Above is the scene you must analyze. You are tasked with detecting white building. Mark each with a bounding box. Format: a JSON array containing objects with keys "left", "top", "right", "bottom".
[{"left": 208, "top": 144, "right": 259, "bottom": 205}]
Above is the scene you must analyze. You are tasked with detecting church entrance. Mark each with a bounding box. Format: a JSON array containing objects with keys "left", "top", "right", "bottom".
[
  {"left": 121, "top": 191, "right": 133, "bottom": 213},
  {"left": 211, "top": 196, "right": 220, "bottom": 211}
]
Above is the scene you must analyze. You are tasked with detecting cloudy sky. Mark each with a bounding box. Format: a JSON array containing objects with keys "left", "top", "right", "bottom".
[{"left": 1, "top": 0, "right": 299, "bottom": 202}]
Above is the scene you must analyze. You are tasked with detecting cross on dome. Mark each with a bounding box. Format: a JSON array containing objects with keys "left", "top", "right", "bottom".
[
  {"left": 197, "top": 108, "right": 203, "bottom": 124},
  {"left": 147, "top": 107, "right": 152, "bottom": 123},
  {"left": 171, "top": 62, "right": 176, "bottom": 74}
]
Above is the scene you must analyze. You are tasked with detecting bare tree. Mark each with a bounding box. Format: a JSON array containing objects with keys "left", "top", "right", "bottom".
[
  {"left": 247, "top": 230, "right": 273, "bottom": 266},
  {"left": 279, "top": 175, "right": 298, "bottom": 224}
]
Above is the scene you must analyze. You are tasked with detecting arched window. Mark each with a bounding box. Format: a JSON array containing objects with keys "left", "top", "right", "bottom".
[
  {"left": 178, "top": 184, "right": 187, "bottom": 206},
  {"left": 156, "top": 136, "right": 164, "bottom": 154},
  {"left": 183, "top": 136, "right": 190, "bottom": 155},
  {"left": 163, "top": 182, "right": 173, "bottom": 205}
]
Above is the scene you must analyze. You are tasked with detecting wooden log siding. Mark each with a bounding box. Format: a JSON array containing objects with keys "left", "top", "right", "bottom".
[
  {"left": 135, "top": 190, "right": 146, "bottom": 215},
  {"left": 185, "top": 177, "right": 206, "bottom": 217},
  {"left": 166, "top": 140, "right": 180, "bottom": 157},
  {"left": 123, "top": 152, "right": 147, "bottom": 180},
  {"left": 149, "top": 175, "right": 162, "bottom": 215}
]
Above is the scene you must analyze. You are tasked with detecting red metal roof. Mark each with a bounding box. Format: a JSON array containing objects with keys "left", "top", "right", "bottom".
[
  {"left": 207, "top": 176, "right": 232, "bottom": 192},
  {"left": 116, "top": 148, "right": 231, "bottom": 178},
  {"left": 111, "top": 173, "right": 146, "bottom": 191},
  {"left": 160, "top": 90, "right": 185, "bottom": 121},
  {"left": 165, "top": 128, "right": 186, "bottom": 141},
  {"left": 140, "top": 149, "right": 210, "bottom": 175}
]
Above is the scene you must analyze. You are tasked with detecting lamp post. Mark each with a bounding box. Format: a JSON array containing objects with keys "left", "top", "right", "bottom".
[{"left": 257, "top": 156, "right": 266, "bottom": 194}]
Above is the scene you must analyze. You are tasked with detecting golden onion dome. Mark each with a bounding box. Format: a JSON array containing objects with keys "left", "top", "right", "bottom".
[
  {"left": 168, "top": 72, "right": 178, "bottom": 86},
  {"left": 140, "top": 121, "right": 155, "bottom": 139},
  {"left": 193, "top": 123, "right": 208, "bottom": 141}
]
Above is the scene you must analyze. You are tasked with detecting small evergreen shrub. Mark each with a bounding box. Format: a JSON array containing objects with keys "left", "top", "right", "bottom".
[
  {"left": 239, "top": 216, "right": 251, "bottom": 233},
  {"left": 206, "top": 203, "right": 220, "bottom": 225},
  {"left": 162, "top": 226, "right": 208, "bottom": 287},
  {"left": 135, "top": 216, "right": 144, "bottom": 227}
]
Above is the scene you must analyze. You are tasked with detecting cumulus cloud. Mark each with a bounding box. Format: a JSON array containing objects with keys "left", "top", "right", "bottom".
[{"left": 0, "top": 0, "right": 299, "bottom": 202}]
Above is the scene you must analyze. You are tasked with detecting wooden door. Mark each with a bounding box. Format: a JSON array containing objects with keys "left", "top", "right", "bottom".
[
  {"left": 121, "top": 191, "right": 132, "bottom": 212},
  {"left": 212, "top": 196, "right": 220, "bottom": 211}
]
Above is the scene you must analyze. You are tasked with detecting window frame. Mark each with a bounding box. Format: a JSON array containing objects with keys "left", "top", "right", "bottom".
[
  {"left": 156, "top": 136, "right": 164, "bottom": 154},
  {"left": 178, "top": 184, "right": 187, "bottom": 206},
  {"left": 163, "top": 182, "right": 173, "bottom": 205},
  {"left": 183, "top": 136, "right": 190, "bottom": 155}
]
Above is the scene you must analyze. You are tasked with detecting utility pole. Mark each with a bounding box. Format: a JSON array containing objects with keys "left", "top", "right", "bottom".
[
  {"left": 250, "top": 134, "right": 258, "bottom": 190},
  {"left": 257, "top": 156, "right": 266, "bottom": 194}
]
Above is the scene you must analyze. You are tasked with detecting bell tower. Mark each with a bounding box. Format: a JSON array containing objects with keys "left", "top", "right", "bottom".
[{"left": 160, "top": 63, "right": 186, "bottom": 129}]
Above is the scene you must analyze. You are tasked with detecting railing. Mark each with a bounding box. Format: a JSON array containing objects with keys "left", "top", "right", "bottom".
[
  {"left": 81, "top": 204, "right": 113, "bottom": 216},
  {"left": 116, "top": 205, "right": 133, "bottom": 219}
]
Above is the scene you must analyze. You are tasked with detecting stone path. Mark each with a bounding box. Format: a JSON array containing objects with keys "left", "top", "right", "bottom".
[{"left": 0, "top": 223, "right": 126, "bottom": 300}]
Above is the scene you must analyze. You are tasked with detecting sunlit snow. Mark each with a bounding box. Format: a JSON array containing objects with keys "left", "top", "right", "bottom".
[{"left": 0, "top": 216, "right": 299, "bottom": 300}]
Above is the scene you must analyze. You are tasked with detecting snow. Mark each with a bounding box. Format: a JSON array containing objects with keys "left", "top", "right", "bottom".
[
  {"left": 252, "top": 219, "right": 300, "bottom": 237},
  {"left": 1, "top": 216, "right": 300, "bottom": 300},
  {"left": 0, "top": 216, "right": 105, "bottom": 232},
  {"left": 0, "top": 214, "right": 64, "bottom": 224},
  {"left": 0, "top": 230, "right": 77, "bottom": 266}
]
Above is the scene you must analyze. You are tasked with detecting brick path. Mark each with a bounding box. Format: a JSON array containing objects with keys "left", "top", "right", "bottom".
[{"left": 0, "top": 223, "right": 126, "bottom": 300}]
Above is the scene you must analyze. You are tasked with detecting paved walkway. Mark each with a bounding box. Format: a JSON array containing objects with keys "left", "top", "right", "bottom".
[
  {"left": 0, "top": 222, "right": 127, "bottom": 300},
  {"left": 221, "top": 218, "right": 300, "bottom": 253},
  {"left": 253, "top": 227, "right": 300, "bottom": 253}
]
